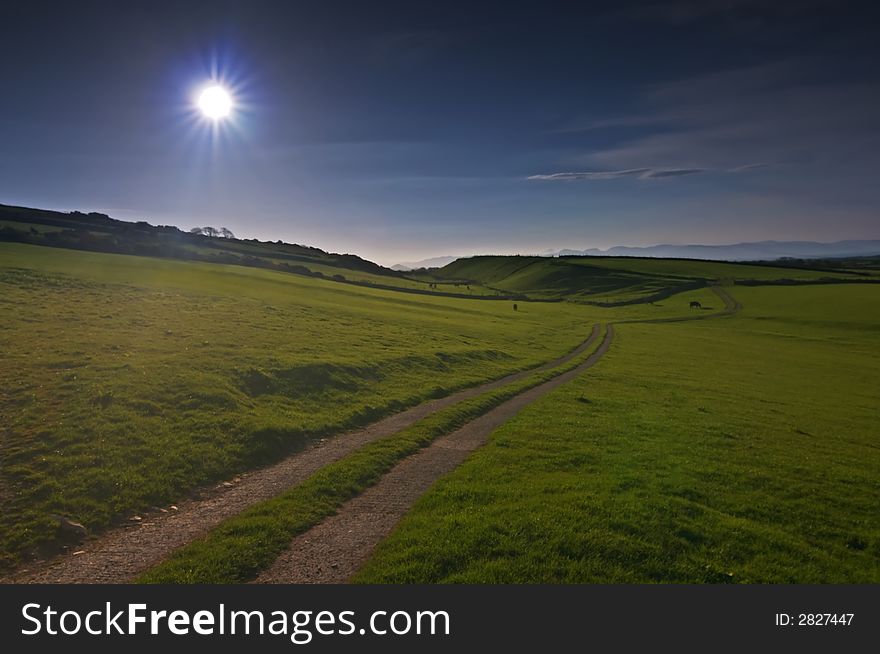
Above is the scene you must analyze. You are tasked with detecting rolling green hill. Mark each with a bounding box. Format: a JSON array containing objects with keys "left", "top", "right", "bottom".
[
  {"left": 0, "top": 204, "right": 501, "bottom": 299},
  {"left": 435, "top": 254, "right": 869, "bottom": 304}
]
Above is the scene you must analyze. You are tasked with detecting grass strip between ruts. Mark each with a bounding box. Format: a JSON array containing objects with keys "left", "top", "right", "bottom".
[{"left": 137, "top": 325, "right": 607, "bottom": 583}]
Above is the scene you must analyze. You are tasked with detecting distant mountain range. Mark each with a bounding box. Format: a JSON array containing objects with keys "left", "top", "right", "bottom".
[
  {"left": 548, "top": 240, "right": 880, "bottom": 261},
  {"left": 391, "top": 255, "right": 460, "bottom": 271},
  {"left": 394, "top": 240, "right": 880, "bottom": 270}
]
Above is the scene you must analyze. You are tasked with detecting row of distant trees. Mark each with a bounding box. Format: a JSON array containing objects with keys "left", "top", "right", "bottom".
[{"left": 189, "top": 226, "right": 235, "bottom": 238}]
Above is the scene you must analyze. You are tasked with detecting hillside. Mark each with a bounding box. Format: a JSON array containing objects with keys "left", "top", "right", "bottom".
[
  {"left": 0, "top": 203, "right": 390, "bottom": 275},
  {"left": 0, "top": 204, "right": 510, "bottom": 299},
  {"left": 435, "top": 254, "right": 872, "bottom": 304}
]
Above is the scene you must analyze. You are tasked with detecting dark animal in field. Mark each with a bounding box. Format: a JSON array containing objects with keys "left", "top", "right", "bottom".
[
  {"left": 513, "top": 303, "right": 518, "bottom": 311},
  {"left": 689, "top": 301, "right": 702, "bottom": 309}
]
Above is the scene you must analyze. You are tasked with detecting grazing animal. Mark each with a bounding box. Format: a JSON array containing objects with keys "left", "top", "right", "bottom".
[
  {"left": 689, "top": 301, "right": 702, "bottom": 309},
  {"left": 513, "top": 303, "right": 518, "bottom": 311}
]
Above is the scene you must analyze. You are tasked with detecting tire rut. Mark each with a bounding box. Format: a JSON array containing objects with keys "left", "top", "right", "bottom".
[
  {"left": 3, "top": 325, "right": 600, "bottom": 584},
  {"left": 255, "top": 325, "right": 615, "bottom": 583}
]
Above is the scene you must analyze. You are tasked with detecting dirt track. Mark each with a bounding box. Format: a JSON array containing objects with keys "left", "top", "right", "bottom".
[
  {"left": 255, "top": 325, "right": 615, "bottom": 583},
  {"left": 254, "top": 287, "right": 741, "bottom": 584},
  {"left": 2, "top": 325, "right": 600, "bottom": 584}
]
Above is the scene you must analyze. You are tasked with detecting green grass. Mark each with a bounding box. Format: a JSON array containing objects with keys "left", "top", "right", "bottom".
[
  {"left": 355, "top": 284, "right": 880, "bottom": 583},
  {"left": 137, "top": 327, "right": 606, "bottom": 583},
  {"left": 0, "top": 242, "right": 604, "bottom": 567}
]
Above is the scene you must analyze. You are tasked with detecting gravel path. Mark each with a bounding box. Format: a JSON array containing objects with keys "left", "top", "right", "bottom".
[
  {"left": 255, "top": 325, "right": 615, "bottom": 583},
  {"left": 3, "top": 325, "right": 599, "bottom": 584}
]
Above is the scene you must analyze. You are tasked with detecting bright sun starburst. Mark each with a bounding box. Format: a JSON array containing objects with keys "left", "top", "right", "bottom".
[{"left": 197, "top": 85, "right": 233, "bottom": 120}]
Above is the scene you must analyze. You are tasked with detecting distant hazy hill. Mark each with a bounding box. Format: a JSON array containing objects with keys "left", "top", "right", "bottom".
[
  {"left": 392, "top": 255, "right": 460, "bottom": 271},
  {"left": 549, "top": 240, "right": 880, "bottom": 261}
]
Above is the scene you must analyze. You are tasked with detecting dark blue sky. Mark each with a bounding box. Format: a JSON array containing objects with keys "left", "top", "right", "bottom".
[{"left": 1, "top": 1, "right": 878, "bottom": 264}]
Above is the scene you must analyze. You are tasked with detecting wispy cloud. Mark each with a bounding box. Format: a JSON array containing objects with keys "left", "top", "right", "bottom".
[
  {"left": 528, "top": 169, "right": 648, "bottom": 181},
  {"left": 727, "top": 162, "right": 771, "bottom": 172},
  {"left": 528, "top": 167, "right": 706, "bottom": 181},
  {"left": 642, "top": 167, "right": 705, "bottom": 178}
]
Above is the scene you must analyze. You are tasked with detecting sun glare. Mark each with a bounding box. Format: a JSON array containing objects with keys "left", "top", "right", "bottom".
[{"left": 197, "top": 85, "right": 233, "bottom": 120}]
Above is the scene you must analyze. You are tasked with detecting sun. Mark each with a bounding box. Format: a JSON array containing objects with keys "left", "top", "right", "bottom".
[{"left": 197, "top": 85, "right": 233, "bottom": 120}]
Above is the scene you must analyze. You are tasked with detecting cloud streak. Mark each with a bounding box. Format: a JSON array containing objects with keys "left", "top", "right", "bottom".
[
  {"left": 642, "top": 167, "right": 705, "bottom": 178},
  {"left": 727, "top": 162, "right": 771, "bottom": 172},
  {"left": 528, "top": 167, "right": 706, "bottom": 181}
]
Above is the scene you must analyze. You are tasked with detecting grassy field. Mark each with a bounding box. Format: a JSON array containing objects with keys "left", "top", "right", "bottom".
[
  {"left": 356, "top": 284, "right": 880, "bottom": 583},
  {"left": 4, "top": 237, "right": 874, "bottom": 583},
  {"left": 1, "top": 243, "right": 602, "bottom": 567},
  {"left": 0, "top": 242, "right": 728, "bottom": 568}
]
